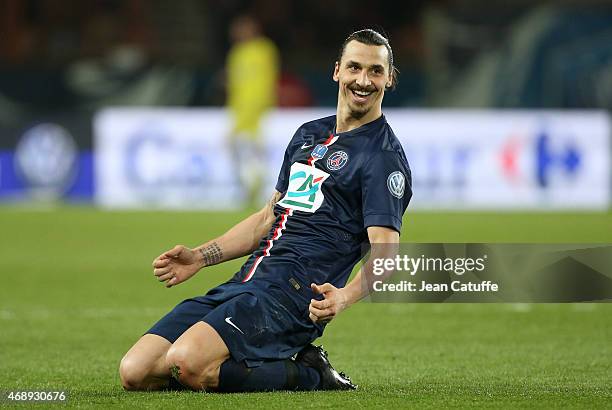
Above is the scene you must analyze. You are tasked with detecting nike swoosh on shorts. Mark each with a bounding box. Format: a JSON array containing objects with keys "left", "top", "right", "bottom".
[{"left": 224, "top": 317, "right": 245, "bottom": 334}]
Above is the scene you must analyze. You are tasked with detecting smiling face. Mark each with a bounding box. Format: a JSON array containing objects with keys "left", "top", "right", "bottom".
[{"left": 333, "top": 40, "right": 392, "bottom": 123}]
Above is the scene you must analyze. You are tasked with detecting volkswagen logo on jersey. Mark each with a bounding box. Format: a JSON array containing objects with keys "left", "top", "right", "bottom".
[
  {"left": 387, "top": 171, "right": 405, "bottom": 198},
  {"left": 326, "top": 151, "right": 349, "bottom": 171},
  {"left": 310, "top": 144, "right": 328, "bottom": 159}
]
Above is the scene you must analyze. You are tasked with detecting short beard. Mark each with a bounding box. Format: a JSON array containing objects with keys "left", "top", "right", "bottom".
[
  {"left": 347, "top": 84, "right": 375, "bottom": 120},
  {"left": 349, "top": 105, "right": 369, "bottom": 120}
]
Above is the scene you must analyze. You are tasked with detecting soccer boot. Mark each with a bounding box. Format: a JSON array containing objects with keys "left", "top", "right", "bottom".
[{"left": 295, "top": 344, "right": 357, "bottom": 390}]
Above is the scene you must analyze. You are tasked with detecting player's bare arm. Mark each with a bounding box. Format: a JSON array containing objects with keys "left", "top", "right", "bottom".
[
  {"left": 308, "top": 226, "right": 399, "bottom": 323},
  {"left": 152, "top": 191, "right": 282, "bottom": 287}
]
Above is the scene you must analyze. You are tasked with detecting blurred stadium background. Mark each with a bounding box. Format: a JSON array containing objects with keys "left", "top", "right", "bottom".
[
  {"left": 0, "top": 0, "right": 611, "bottom": 209},
  {"left": 1, "top": 0, "right": 611, "bottom": 407}
]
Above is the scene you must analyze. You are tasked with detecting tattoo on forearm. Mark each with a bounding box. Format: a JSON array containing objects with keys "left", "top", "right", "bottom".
[{"left": 199, "top": 242, "right": 223, "bottom": 267}]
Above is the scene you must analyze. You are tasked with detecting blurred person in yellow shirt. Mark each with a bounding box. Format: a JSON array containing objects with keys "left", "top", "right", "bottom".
[{"left": 227, "top": 15, "right": 279, "bottom": 208}]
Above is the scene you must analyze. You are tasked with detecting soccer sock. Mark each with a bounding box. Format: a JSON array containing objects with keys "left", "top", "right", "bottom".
[{"left": 218, "top": 358, "right": 320, "bottom": 392}]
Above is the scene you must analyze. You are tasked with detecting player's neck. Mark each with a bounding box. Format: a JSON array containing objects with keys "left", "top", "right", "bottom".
[{"left": 335, "top": 105, "right": 382, "bottom": 134}]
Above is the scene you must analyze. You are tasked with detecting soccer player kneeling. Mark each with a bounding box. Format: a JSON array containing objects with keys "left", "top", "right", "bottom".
[{"left": 119, "top": 28, "right": 411, "bottom": 392}]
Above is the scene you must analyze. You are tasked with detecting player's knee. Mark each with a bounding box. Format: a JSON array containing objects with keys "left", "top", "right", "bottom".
[
  {"left": 165, "top": 346, "right": 200, "bottom": 389},
  {"left": 165, "top": 346, "right": 219, "bottom": 391},
  {"left": 119, "top": 354, "right": 148, "bottom": 391}
]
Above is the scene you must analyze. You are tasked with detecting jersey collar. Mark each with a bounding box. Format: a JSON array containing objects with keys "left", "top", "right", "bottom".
[{"left": 333, "top": 114, "right": 386, "bottom": 137}]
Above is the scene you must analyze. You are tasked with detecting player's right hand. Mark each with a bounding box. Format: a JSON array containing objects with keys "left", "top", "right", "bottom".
[{"left": 152, "top": 245, "right": 202, "bottom": 288}]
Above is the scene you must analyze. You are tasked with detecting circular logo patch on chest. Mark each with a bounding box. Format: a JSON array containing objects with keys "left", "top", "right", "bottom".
[{"left": 326, "top": 151, "right": 349, "bottom": 171}]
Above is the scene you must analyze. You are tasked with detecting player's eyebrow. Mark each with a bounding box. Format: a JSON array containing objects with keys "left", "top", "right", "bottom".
[{"left": 345, "top": 60, "right": 385, "bottom": 72}]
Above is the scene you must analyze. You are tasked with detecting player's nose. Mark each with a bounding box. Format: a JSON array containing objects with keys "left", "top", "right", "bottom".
[{"left": 355, "top": 71, "right": 371, "bottom": 87}]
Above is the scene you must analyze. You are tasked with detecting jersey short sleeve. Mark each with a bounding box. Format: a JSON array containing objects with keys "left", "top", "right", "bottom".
[
  {"left": 274, "top": 147, "right": 291, "bottom": 193},
  {"left": 275, "top": 136, "right": 296, "bottom": 193},
  {"left": 361, "top": 151, "right": 412, "bottom": 234}
]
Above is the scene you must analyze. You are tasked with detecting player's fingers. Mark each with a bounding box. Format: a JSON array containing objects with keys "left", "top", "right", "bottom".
[
  {"left": 153, "top": 258, "right": 170, "bottom": 268},
  {"left": 152, "top": 254, "right": 170, "bottom": 266},
  {"left": 309, "top": 304, "right": 333, "bottom": 318},
  {"left": 311, "top": 283, "right": 333, "bottom": 295},
  {"left": 153, "top": 267, "right": 171, "bottom": 277},
  {"left": 317, "top": 283, "right": 336, "bottom": 293},
  {"left": 164, "top": 245, "right": 184, "bottom": 259},
  {"left": 166, "top": 275, "right": 179, "bottom": 288},
  {"left": 310, "top": 298, "right": 330, "bottom": 309},
  {"left": 157, "top": 271, "right": 174, "bottom": 282},
  {"left": 309, "top": 311, "right": 333, "bottom": 324},
  {"left": 308, "top": 304, "right": 324, "bottom": 317}
]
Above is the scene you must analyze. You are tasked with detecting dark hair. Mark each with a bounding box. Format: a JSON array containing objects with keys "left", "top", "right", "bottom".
[{"left": 337, "top": 29, "right": 399, "bottom": 90}]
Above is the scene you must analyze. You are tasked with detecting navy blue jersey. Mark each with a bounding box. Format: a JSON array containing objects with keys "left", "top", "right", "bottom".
[{"left": 233, "top": 114, "right": 412, "bottom": 300}]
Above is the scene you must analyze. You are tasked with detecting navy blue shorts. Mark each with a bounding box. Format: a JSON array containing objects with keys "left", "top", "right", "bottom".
[{"left": 147, "top": 281, "right": 322, "bottom": 365}]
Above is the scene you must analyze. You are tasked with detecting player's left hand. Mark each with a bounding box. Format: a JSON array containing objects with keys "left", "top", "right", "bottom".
[{"left": 309, "top": 283, "right": 348, "bottom": 324}]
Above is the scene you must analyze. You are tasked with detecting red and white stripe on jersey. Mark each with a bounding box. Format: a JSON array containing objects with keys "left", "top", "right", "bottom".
[
  {"left": 243, "top": 132, "right": 336, "bottom": 282},
  {"left": 242, "top": 208, "right": 294, "bottom": 282},
  {"left": 307, "top": 133, "right": 338, "bottom": 166}
]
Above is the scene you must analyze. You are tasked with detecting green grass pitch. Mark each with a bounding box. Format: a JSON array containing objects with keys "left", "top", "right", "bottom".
[{"left": 0, "top": 207, "right": 611, "bottom": 408}]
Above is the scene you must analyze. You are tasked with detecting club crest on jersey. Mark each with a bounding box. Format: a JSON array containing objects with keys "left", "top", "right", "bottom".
[
  {"left": 326, "top": 151, "right": 349, "bottom": 171},
  {"left": 278, "top": 162, "right": 330, "bottom": 213},
  {"left": 387, "top": 171, "right": 405, "bottom": 199},
  {"left": 310, "top": 144, "right": 328, "bottom": 159}
]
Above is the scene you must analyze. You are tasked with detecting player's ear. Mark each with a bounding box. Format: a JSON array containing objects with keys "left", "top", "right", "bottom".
[
  {"left": 332, "top": 61, "right": 340, "bottom": 82},
  {"left": 385, "top": 71, "right": 394, "bottom": 89}
]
